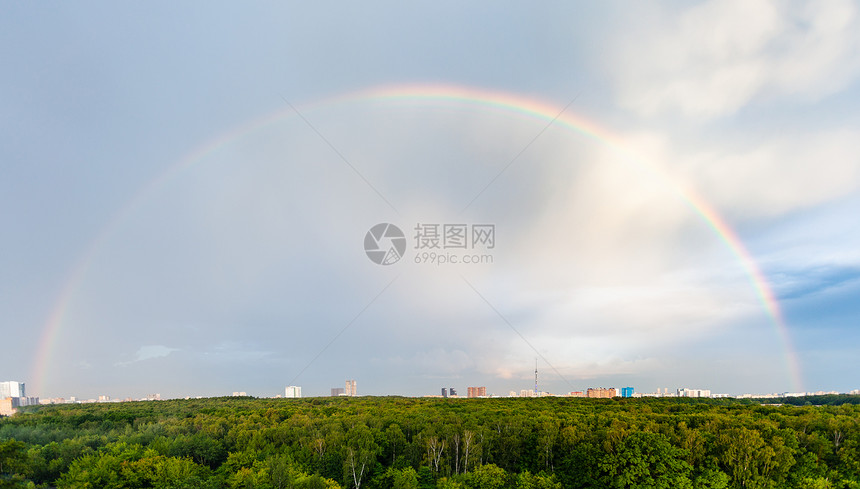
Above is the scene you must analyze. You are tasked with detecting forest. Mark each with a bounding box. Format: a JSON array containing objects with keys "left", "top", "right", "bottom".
[{"left": 1, "top": 395, "right": 859, "bottom": 488}]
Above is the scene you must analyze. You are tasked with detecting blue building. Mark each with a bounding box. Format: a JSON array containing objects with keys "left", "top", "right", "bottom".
[{"left": 621, "top": 387, "right": 634, "bottom": 398}]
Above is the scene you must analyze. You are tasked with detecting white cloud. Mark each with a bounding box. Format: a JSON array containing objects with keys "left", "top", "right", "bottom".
[
  {"left": 116, "top": 345, "right": 178, "bottom": 366},
  {"left": 686, "top": 129, "right": 860, "bottom": 218},
  {"left": 612, "top": 127, "right": 860, "bottom": 220},
  {"left": 609, "top": 0, "right": 860, "bottom": 119}
]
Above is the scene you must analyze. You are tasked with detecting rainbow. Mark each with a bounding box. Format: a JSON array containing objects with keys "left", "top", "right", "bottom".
[{"left": 30, "top": 83, "right": 804, "bottom": 395}]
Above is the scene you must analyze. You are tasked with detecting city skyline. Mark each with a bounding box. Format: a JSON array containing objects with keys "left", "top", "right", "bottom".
[
  {"left": 2, "top": 2, "right": 860, "bottom": 400},
  {"left": 5, "top": 374, "right": 858, "bottom": 404}
]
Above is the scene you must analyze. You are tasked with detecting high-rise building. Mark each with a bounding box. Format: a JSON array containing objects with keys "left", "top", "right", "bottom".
[
  {"left": 285, "top": 386, "right": 302, "bottom": 398},
  {"left": 331, "top": 388, "right": 345, "bottom": 397},
  {"left": 467, "top": 386, "right": 486, "bottom": 398},
  {"left": 621, "top": 387, "right": 634, "bottom": 398},
  {"left": 441, "top": 388, "right": 448, "bottom": 398},
  {"left": 0, "top": 381, "right": 25, "bottom": 399},
  {"left": 586, "top": 387, "right": 617, "bottom": 398},
  {"left": 677, "top": 388, "right": 710, "bottom": 398},
  {"left": 345, "top": 380, "right": 357, "bottom": 397},
  {"left": 449, "top": 387, "right": 458, "bottom": 397}
]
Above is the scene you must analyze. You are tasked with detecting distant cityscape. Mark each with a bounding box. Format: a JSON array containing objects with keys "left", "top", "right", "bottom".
[{"left": 3, "top": 378, "right": 859, "bottom": 416}]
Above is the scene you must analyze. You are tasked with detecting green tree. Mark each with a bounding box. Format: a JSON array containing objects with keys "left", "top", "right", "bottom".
[
  {"left": 57, "top": 452, "right": 126, "bottom": 489},
  {"left": 465, "top": 464, "right": 507, "bottom": 489},
  {"left": 0, "top": 440, "right": 27, "bottom": 478},
  {"left": 267, "top": 454, "right": 293, "bottom": 489},
  {"left": 292, "top": 473, "right": 341, "bottom": 489},
  {"left": 342, "top": 423, "right": 379, "bottom": 489},
  {"left": 798, "top": 476, "right": 834, "bottom": 489},
  {"left": 227, "top": 464, "right": 269, "bottom": 489},
  {"left": 598, "top": 431, "right": 693, "bottom": 489},
  {"left": 390, "top": 467, "right": 419, "bottom": 489},
  {"left": 56, "top": 446, "right": 212, "bottom": 489},
  {"left": 170, "top": 434, "right": 227, "bottom": 469},
  {"left": 516, "top": 470, "right": 562, "bottom": 489},
  {"left": 384, "top": 424, "right": 407, "bottom": 467},
  {"left": 535, "top": 418, "right": 559, "bottom": 472},
  {"left": 693, "top": 468, "right": 730, "bottom": 489},
  {"left": 436, "top": 477, "right": 465, "bottom": 489},
  {"left": 717, "top": 426, "right": 794, "bottom": 488}
]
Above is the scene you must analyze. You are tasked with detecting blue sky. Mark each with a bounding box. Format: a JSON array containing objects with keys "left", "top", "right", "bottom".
[{"left": 2, "top": 1, "right": 859, "bottom": 399}]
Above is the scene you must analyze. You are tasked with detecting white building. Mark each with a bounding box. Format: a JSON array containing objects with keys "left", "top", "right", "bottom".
[
  {"left": 0, "top": 381, "right": 25, "bottom": 399},
  {"left": 345, "top": 380, "right": 357, "bottom": 397},
  {"left": 677, "top": 388, "right": 711, "bottom": 398},
  {"left": 285, "top": 386, "right": 302, "bottom": 398}
]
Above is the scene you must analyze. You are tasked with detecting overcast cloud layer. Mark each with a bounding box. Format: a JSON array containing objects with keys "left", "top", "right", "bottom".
[{"left": 2, "top": 1, "right": 859, "bottom": 399}]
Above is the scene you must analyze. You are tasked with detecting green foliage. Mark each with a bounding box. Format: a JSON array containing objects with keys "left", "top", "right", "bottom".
[
  {"left": 515, "top": 470, "right": 562, "bottom": 489},
  {"left": 164, "top": 434, "right": 227, "bottom": 469},
  {"left": 392, "top": 467, "right": 419, "bottom": 489},
  {"left": 798, "top": 476, "right": 835, "bottom": 489},
  {"left": 464, "top": 463, "right": 507, "bottom": 489},
  {"left": 693, "top": 468, "right": 730, "bottom": 489},
  {"left": 55, "top": 442, "right": 212, "bottom": 489},
  {"left": 372, "top": 466, "right": 420, "bottom": 489},
  {"left": 598, "top": 431, "right": 693, "bottom": 488},
  {"left": 0, "top": 396, "right": 858, "bottom": 488},
  {"left": 0, "top": 440, "right": 28, "bottom": 477},
  {"left": 435, "top": 477, "right": 464, "bottom": 489},
  {"left": 716, "top": 426, "right": 795, "bottom": 488}
]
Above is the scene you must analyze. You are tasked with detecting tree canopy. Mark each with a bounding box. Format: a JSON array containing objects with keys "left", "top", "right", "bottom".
[{"left": 1, "top": 395, "right": 859, "bottom": 488}]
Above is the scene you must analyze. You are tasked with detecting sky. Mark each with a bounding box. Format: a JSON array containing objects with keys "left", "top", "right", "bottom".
[{"left": 2, "top": 1, "right": 859, "bottom": 400}]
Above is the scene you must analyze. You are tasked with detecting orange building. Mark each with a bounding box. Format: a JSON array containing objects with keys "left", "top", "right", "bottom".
[
  {"left": 467, "top": 386, "right": 487, "bottom": 398},
  {"left": 0, "top": 398, "right": 16, "bottom": 416},
  {"left": 586, "top": 387, "right": 617, "bottom": 398}
]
